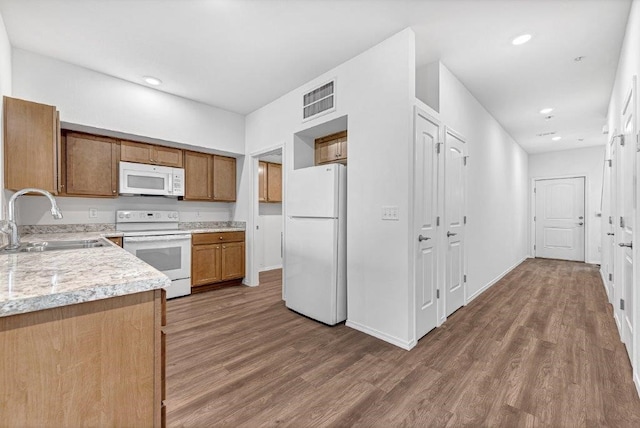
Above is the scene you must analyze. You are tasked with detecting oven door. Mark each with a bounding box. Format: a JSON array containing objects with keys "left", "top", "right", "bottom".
[{"left": 123, "top": 234, "right": 191, "bottom": 281}]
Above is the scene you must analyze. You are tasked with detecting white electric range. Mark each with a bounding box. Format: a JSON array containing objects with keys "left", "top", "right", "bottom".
[{"left": 116, "top": 210, "right": 191, "bottom": 299}]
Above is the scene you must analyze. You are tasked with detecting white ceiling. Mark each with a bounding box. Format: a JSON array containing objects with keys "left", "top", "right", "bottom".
[{"left": 0, "top": 0, "right": 631, "bottom": 154}]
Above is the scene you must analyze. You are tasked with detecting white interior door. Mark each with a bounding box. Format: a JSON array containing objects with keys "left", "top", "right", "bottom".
[
  {"left": 618, "top": 77, "right": 636, "bottom": 363},
  {"left": 444, "top": 128, "right": 467, "bottom": 317},
  {"left": 535, "top": 177, "right": 585, "bottom": 261},
  {"left": 414, "top": 109, "right": 440, "bottom": 340}
]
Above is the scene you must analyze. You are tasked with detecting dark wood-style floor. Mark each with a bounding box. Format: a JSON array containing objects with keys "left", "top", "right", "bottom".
[{"left": 165, "top": 259, "right": 640, "bottom": 427}]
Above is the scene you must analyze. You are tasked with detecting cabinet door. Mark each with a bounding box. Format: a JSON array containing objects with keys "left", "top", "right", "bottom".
[
  {"left": 335, "top": 135, "right": 348, "bottom": 162},
  {"left": 258, "top": 161, "right": 267, "bottom": 202},
  {"left": 120, "top": 140, "right": 153, "bottom": 164},
  {"left": 153, "top": 146, "right": 183, "bottom": 168},
  {"left": 65, "top": 133, "right": 119, "bottom": 197},
  {"left": 3, "top": 96, "right": 59, "bottom": 193},
  {"left": 213, "top": 155, "right": 236, "bottom": 201},
  {"left": 184, "top": 151, "right": 212, "bottom": 200},
  {"left": 315, "top": 140, "right": 337, "bottom": 165},
  {"left": 266, "top": 163, "right": 282, "bottom": 202},
  {"left": 191, "top": 244, "right": 222, "bottom": 286},
  {"left": 221, "top": 242, "right": 245, "bottom": 280}
]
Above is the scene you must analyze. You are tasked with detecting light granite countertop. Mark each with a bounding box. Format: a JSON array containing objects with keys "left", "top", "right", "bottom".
[
  {"left": 0, "top": 225, "right": 246, "bottom": 318},
  {"left": 0, "top": 236, "right": 169, "bottom": 318}
]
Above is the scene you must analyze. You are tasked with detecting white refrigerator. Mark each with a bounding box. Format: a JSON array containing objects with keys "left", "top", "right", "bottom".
[{"left": 284, "top": 163, "right": 347, "bottom": 325}]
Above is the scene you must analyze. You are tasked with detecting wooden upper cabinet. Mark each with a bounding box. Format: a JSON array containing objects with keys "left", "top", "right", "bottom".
[
  {"left": 3, "top": 96, "right": 60, "bottom": 193},
  {"left": 212, "top": 155, "right": 236, "bottom": 201},
  {"left": 65, "top": 133, "right": 119, "bottom": 197},
  {"left": 266, "top": 163, "right": 282, "bottom": 202},
  {"left": 121, "top": 140, "right": 183, "bottom": 167},
  {"left": 258, "top": 161, "right": 267, "bottom": 202},
  {"left": 315, "top": 130, "right": 347, "bottom": 165},
  {"left": 183, "top": 151, "right": 212, "bottom": 200}
]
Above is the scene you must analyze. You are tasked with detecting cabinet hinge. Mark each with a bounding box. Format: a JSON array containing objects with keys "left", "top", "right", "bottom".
[
  {"left": 464, "top": 274, "right": 467, "bottom": 283},
  {"left": 621, "top": 299, "right": 625, "bottom": 310},
  {"left": 436, "top": 289, "right": 440, "bottom": 299},
  {"left": 620, "top": 216, "right": 625, "bottom": 228},
  {"left": 436, "top": 216, "right": 440, "bottom": 226},
  {"left": 609, "top": 273, "right": 613, "bottom": 282}
]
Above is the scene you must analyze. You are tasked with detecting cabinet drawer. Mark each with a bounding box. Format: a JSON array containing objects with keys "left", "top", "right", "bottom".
[{"left": 192, "top": 231, "right": 245, "bottom": 245}]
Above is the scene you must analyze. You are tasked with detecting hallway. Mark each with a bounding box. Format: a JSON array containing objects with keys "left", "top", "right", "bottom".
[{"left": 165, "top": 260, "right": 640, "bottom": 426}]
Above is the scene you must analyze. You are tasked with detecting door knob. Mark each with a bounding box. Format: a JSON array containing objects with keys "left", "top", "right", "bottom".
[
  {"left": 418, "top": 235, "right": 430, "bottom": 242},
  {"left": 619, "top": 242, "right": 633, "bottom": 248},
  {"left": 579, "top": 216, "right": 584, "bottom": 219},
  {"left": 578, "top": 222, "right": 584, "bottom": 226},
  {"left": 447, "top": 231, "right": 457, "bottom": 237}
]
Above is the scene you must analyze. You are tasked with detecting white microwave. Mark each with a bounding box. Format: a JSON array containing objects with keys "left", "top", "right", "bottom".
[{"left": 119, "top": 161, "right": 185, "bottom": 197}]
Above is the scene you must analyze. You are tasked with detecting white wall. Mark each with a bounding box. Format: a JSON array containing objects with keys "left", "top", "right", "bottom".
[
  {"left": 8, "top": 48, "right": 246, "bottom": 224},
  {"left": 0, "top": 12, "right": 11, "bottom": 220},
  {"left": 241, "top": 29, "right": 416, "bottom": 348},
  {"left": 257, "top": 203, "right": 282, "bottom": 271},
  {"left": 529, "top": 146, "right": 605, "bottom": 264},
  {"left": 12, "top": 49, "right": 245, "bottom": 154},
  {"left": 435, "top": 63, "right": 530, "bottom": 303}
]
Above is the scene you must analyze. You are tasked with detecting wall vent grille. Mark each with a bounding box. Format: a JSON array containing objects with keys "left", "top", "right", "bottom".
[{"left": 303, "top": 81, "right": 335, "bottom": 120}]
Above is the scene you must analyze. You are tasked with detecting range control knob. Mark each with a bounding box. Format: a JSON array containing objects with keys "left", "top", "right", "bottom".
[
  {"left": 125, "top": 213, "right": 131, "bottom": 219},
  {"left": 118, "top": 212, "right": 124, "bottom": 219}
]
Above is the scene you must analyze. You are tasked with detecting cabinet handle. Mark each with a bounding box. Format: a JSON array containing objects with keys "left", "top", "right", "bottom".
[
  {"left": 219, "top": 236, "right": 223, "bottom": 240},
  {"left": 112, "top": 189, "right": 116, "bottom": 193},
  {"left": 223, "top": 246, "right": 226, "bottom": 249}
]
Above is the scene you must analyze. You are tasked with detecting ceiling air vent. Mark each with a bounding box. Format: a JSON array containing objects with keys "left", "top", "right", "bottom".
[{"left": 303, "top": 80, "right": 335, "bottom": 120}]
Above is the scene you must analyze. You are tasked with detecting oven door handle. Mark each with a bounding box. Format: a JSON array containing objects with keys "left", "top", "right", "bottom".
[{"left": 124, "top": 234, "right": 191, "bottom": 244}]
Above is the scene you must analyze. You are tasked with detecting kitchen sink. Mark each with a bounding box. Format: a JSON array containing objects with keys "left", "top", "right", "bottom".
[{"left": 0, "top": 239, "right": 108, "bottom": 254}]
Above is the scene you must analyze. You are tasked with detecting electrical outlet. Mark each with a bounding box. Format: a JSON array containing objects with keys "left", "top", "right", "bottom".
[
  {"left": 382, "top": 206, "right": 399, "bottom": 221},
  {"left": 89, "top": 208, "right": 98, "bottom": 218}
]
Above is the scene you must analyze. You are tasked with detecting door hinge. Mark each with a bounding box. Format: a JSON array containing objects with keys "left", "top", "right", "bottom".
[
  {"left": 609, "top": 216, "right": 613, "bottom": 225},
  {"left": 619, "top": 134, "right": 625, "bottom": 146},
  {"left": 464, "top": 216, "right": 467, "bottom": 225},
  {"left": 463, "top": 156, "right": 469, "bottom": 166},
  {"left": 436, "top": 289, "right": 440, "bottom": 299},
  {"left": 436, "top": 216, "right": 440, "bottom": 226},
  {"left": 534, "top": 244, "right": 536, "bottom": 250},
  {"left": 621, "top": 299, "right": 625, "bottom": 310},
  {"left": 436, "top": 142, "right": 443, "bottom": 154},
  {"left": 534, "top": 187, "right": 537, "bottom": 194},
  {"left": 637, "top": 134, "right": 640, "bottom": 152},
  {"left": 607, "top": 159, "right": 612, "bottom": 167},
  {"left": 464, "top": 274, "right": 467, "bottom": 283},
  {"left": 534, "top": 216, "right": 536, "bottom": 221},
  {"left": 620, "top": 216, "right": 625, "bottom": 228},
  {"left": 609, "top": 273, "right": 613, "bottom": 281}
]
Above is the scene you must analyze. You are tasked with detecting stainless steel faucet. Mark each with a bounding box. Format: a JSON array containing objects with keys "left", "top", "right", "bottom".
[{"left": 1, "top": 188, "right": 63, "bottom": 249}]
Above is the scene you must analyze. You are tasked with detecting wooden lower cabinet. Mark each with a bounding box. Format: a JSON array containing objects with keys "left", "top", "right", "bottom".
[
  {"left": 0, "top": 290, "right": 165, "bottom": 427},
  {"left": 191, "top": 231, "right": 245, "bottom": 288},
  {"left": 107, "top": 236, "right": 123, "bottom": 247}
]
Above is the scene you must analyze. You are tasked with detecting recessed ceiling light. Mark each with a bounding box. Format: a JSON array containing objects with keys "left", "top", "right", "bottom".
[
  {"left": 143, "top": 76, "right": 162, "bottom": 86},
  {"left": 574, "top": 56, "right": 585, "bottom": 62},
  {"left": 540, "top": 107, "right": 554, "bottom": 114},
  {"left": 512, "top": 34, "right": 532, "bottom": 45},
  {"left": 536, "top": 131, "right": 556, "bottom": 137},
  {"left": 545, "top": 115, "right": 554, "bottom": 120},
  {"left": 552, "top": 136, "right": 562, "bottom": 141},
  {"left": 578, "top": 138, "right": 584, "bottom": 142}
]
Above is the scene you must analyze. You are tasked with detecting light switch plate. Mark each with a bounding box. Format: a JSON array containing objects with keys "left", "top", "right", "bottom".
[
  {"left": 382, "top": 206, "right": 399, "bottom": 221},
  {"left": 89, "top": 208, "right": 98, "bottom": 218}
]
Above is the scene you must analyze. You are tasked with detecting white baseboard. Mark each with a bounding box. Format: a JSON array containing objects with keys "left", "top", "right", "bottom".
[
  {"left": 346, "top": 320, "right": 416, "bottom": 350},
  {"left": 259, "top": 264, "right": 282, "bottom": 272},
  {"left": 466, "top": 255, "right": 529, "bottom": 304}
]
